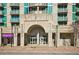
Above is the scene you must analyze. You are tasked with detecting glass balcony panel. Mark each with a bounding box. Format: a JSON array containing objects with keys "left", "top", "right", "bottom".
[
  {"left": 29, "top": 3, "right": 47, "bottom": 7},
  {"left": 76, "top": 7, "right": 79, "bottom": 12},
  {"left": 11, "top": 18, "right": 19, "bottom": 22},
  {"left": 10, "top": 10, "right": 19, "bottom": 14},
  {"left": 29, "top": 11, "right": 35, "bottom": 14},
  {"left": 77, "top": 17, "right": 79, "bottom": 21},
  {"left": 0, "top": 11, "right": 2, "bottom": 15},
  {"left": 10, "top": 3, "right": 19, "bottom": 6},
  {"left": 58, "top": 8, "right": 67, "bottom": 12},
  {"left": 58, "top": 17, "right": 67, "bottom": 21}
]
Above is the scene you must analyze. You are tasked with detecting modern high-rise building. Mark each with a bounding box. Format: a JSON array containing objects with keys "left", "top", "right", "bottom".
[{"left": 0, "top": 3, "right": 79, "bottom": 47}]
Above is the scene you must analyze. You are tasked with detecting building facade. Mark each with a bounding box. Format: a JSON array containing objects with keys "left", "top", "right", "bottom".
[{"left": 0, "top": 3, "right": 79, "bottom": 47}]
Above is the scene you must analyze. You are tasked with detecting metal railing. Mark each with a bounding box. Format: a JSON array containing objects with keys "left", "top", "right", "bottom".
[
  {"left": 58, "top": 8, "right": 67, "bottom": 12},
  {"left": 10, "top": 3, "right": 19, "bottom": 6},
  {"left": 58, "top": 17, "right": 67, "bottom": 21},
  {"left": 76, "top": 8, "right": 79, "bottom": 12},
  {"left": 10, "top": 18, "right": 19, "bottom": 22},
  {"left": 0, "top": 11, "right": 3, "bottom": 15},
  {"left": 29, "top": 3, "right": 47, "bottom": 7},
  {"left": 10, "top": 10, "right": 19, "bottom": 14}
]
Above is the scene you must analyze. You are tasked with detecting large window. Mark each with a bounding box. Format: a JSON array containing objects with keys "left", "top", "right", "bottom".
[
  {"left": 24, "top": 3, "right": 29, "bottom": 14},
  {"left": 72, "top": 4, "right": 77, "bottom": 22},
  {"left": 47, "top": 3, "right": 52, "bottom": 14}
]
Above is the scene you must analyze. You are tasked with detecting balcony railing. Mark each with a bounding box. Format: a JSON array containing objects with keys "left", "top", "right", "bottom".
[
  {"left": 29, "top": 3, "right": 47, "bottom": 7},
  {"left": 10, "top": 3, "right": 19, "bottom": 6},
  {"left": 10, "top": 10, "right": 19, "bottom": 15},
  {"left": 76, "top": 17, "right": 79, "bottom": 20},
  {"left": 58, "top": 17, "right": 67, "bottom": 21},
  {"left": 76, "top": 8, "right": 79, "bottom": 12},
  {"left": 25, "top": 14, "right": 52, "bottom": 21},
  {"left": 29, "top": 10, "right": 47, "bottom": 14},
  {"left": 11, "top": 18, "right": 19, "bottom": 22},
  {"left": 58, "top": 8, "right": 67, "bottom": 12}
]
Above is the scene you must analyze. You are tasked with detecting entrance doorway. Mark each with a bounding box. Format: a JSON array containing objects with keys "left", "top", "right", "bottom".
[{"left": 26, "top": 25, "right": 48, "bottom": 45}]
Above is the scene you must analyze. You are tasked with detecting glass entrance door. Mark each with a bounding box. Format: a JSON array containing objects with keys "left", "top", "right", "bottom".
[
  {"left": 29, "top": 36, "right": 37, "bottom": 44},
  {"left": 39, "top": 36, "right": 47, "bottom": 44}
]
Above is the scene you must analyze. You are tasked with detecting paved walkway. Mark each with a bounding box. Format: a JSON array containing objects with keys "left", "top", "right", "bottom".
[{"left": 0, "top": 46, "right": 79, "bottom": 55}]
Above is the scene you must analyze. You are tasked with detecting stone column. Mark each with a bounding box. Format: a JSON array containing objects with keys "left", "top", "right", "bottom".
[
  {"left": 14, "top": 33, "right": 17, "bottom": 46},
  {"left": 76, "top": 32, "right": 79, "bottom": 47},
  {"left": 20, "top": 24, "right": 24, "bottom": 46},
  {"left": 37, "top": 32, "right": 39, "bottom": 44},
  {"left": 56, "top": 25, "right": 60, "bottom": 47},
  {"left": 13, "top": 26, "right": 17, "bottom": 46},
  {"left": 20, "top": 33, "right": 24, "bottom": 46},
  {"left": 20, "top": 4, "right": 25, "bottom": 46},
  {"left": 0, "top": 28, "right": 1, "bottom": 46},
  {"left": 48, "top": 23, "right": 54, "bottom": 47}
]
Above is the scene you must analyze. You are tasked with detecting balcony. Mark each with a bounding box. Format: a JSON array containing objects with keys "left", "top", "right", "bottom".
[
  {"left": 10, "top": 10, "right": 19, "bottom": 15},
  {"left": 76, "top": 17, "right": 79, "bottom": 21},
  {"left": 29, "top": 3, "right": 47, "bottom": 7},
  {"left": 11, "top": 18, "right": 19, "bottom": 23},
  {"left": 29, "top": 10, "right": 47, "bottom": 14},
  {"left": 10, "top": 3, "right": 19, "bottom": 7},
  {"left": 76, "top": 7, "right": 79, "bottom": 12},
  {"left": 25, "top": 14, "right": 52, "bottom": 21},
  {"left": 58, "top": 8, "right": 67, "bottom": 12},
  {"left": 58, "top": 17, "right": 67, "bottom": 21}
]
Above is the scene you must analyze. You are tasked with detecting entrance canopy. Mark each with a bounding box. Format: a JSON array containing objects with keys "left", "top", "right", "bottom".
[{"left": 2, "top": 33, "right": 14, "bottom": 38}]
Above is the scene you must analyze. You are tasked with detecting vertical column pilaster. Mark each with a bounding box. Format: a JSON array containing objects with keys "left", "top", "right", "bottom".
[
  {"left": 56, "top": 25, "right": 60, "bottom": 47},
  {"left": 37, "top": 32, "right": 39, "bottom": 44},
  {"left": 48, "top": 23, "right": 54, "bottom": 47},
  {"left": 20, "top": 33, "right": 24, "bottom": 46},
  {"left": 20, "top": 4, "right": 25, "bottom": 46},
  {"left": 67, "top": 3, "right": 72, "bottom": 25},
  {"left": 13, "top": 26, "right": 18, "bottom": 46},
  {"left": 14, "top": 33, "right": 17, "bottom": 46},
  {"left": 20, "top": 3, "right": 24, "bottom": 26},
  {"left": 20, "top": 24, "right": 24, "bottom": 46},
  {"left": 53, "top": 3, "right": 58, "bottom": 25},
  {"left": 7, "top": 4, "right": 11, "bottom": 27}
]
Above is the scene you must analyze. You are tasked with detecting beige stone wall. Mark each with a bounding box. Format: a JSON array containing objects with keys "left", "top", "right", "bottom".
[{"left": 1, "top": 3, "right": 74, "bottom": 34}]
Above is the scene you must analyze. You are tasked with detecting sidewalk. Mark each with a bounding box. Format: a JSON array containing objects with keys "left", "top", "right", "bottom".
[{"left": 0, "top": 46, "right": 79, "bottom": 54}]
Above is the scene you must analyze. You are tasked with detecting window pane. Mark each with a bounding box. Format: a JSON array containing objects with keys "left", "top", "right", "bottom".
[{"left": 72, "top": 5, "right": 76, "bottom": 12}]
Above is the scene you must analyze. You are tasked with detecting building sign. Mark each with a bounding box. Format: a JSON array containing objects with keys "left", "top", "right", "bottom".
[{"left": 2, "top": 33, "right": 13, "bottom": 38}]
